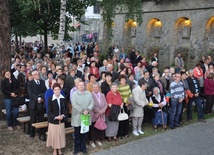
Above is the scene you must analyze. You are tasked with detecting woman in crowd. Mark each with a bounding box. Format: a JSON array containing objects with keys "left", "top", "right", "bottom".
[
  {"left": 1, "top": 71, "right": 20, "bottom": 131},
  {"left": 90, "top": 61, "right": 100, "bottom": 79},
  {"left": 117, "top": 75, "right": 132, "bottom": 138},
  {"left": 153, "top": 73, "right": 165, "bottom": 95},
  {"left": 105, "top": 83, "right": 123, "bottom": 142},
  {"left": 193, "top": 63, "right": 204, "bottom": 94},
  {"left": 46, "top": 83, "right": 67, "bottom": 155},
  {"left": 204, "top": 63, "right": 214, "bottom": 79},
  {"left": 98, "top": 72, "right": 106, "bottom": 86},
  {"left": 71, "top": 81, "right": 94, "bottom": 154},
  {"left": 101, "top": 72, "right": 112, "bottom": 96},
  {"left": 89, "top": 83, "right": 107, "bottom": 147},
  {"left": 131, "top": 80, "right": 148, "bottom": 136},
  {"left": 134, "top": 62, "right": 142, "bottom": 81},
  {"left": 112, "top": 55, "right": 119, "bottom": 72},
  {"left": 149, "top": 87, "right": 167, "bottom": 130},
  {"left": 57, "top": 74, "right": 67, "bottom": 97},
  {"left": 204, "top": 73, "right": 214, "bottom": 114}
]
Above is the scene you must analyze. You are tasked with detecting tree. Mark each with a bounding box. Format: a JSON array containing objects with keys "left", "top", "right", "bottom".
[{"left": 0, "top": 0, "right": 11, "bottom": 119}]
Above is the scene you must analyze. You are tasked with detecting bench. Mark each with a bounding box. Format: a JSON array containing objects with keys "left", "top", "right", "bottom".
[
  {"left": 1, "top": 108, "right": 26, "bottom": 115},
  {"left": 17, "top": 114, "right": 48, "bottom": 134},
  {"left": 32, "top": 118, "right": 71, "bottom": 141}
]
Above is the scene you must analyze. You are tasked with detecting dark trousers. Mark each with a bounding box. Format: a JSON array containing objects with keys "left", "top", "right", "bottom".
[
  {"left": 187, "top": 97, "right": 204, "bottom": 120},
  {"left": 29, "top": 109, "right": 45, "bottom": 136},
  {"left": 74, "top": 127, "right": 87, "bottom": 154},
  {"left": 118, "top": 106, "right": 129, "bottom": 137},
  {"left": 205, "top": 95, "right": 214, "bottom": 114}
]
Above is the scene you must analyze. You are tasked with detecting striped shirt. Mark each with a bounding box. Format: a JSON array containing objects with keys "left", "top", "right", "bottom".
[
  {"left": 170, "top": 81, "right": 185, "bottom": 99},
  {"left": 117, "top": 84, "right": 132, "bottom": 104}
]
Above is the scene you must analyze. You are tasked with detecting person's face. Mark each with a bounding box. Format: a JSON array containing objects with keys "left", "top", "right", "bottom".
[
  {"left": 170, "top": 68, "right": 175, "bottom": 74},
  {"left": 153, "top": 88, "right": 159, "bottom": 95},
  {"left": 181, "top": 74, "right": 187, "bottom": 80},
  {"left": 64, "top": 67, "right": 69, "bottom": 72},
  {"left": 164, "top": 70, "right": 169, "bottom": 77},
  {"left": 175, "top": 74, "right": 181, "bottom": 81},
  {"left": 137, "top": 62, "right": 141, "bottom": 67},
  {"left": 103, "top": 60, "right": 108, "bottom": 66},
  {"left": 41, "top": 67, "right": 46, "bottom": 74},
  {"left": 129, "top": 75, "right": 134, "bottom": 81},
  {"left": 28, "top": 75, "right": 33, "bottom": 81},
  {"left": 189, "top": 72, "right": 194, "bottom": 77},
  {"left": 53, "top": 86, "right": 61, "bottom": 96},
  {"left": 33, "top": 71, "right": 40, "bottom": 80},
  {"left": 209, "top": 65, "right": 213, "bottom": 69},
  {"left": 4, "top": 71, "right": 11, "bottom": 79},
  {"left": 102, "top": 74, "right": 106, "bottom": 80},
  {"left": 144, "top": 72, "right": 149, "bottom": 79},
  {"left": 91, "top": 62, "right": 95, "bottom": 67},
  {"left": 78, "top": 82, "right": 85, "bottom": 91},
  {"left": 90, "top": 76, "right": 96, "bottom": 82},
  {"left": 72, "top": 65, "right": 77, "bottom": 70},
  {"left": 36, "top": 63, "right": 41, "bottom": 70},
  {"left": 48, "top": 73, "right": 53, "bottom": 79},
  {"left": 57, "top": 70, "right": 63, "bottom": 75},
  {"left": 105, "top": 75, "right": 112, "bottom": 82},
  {"left": 154, "top": 75, "right": 160, "bottom": 81},
  {"left": 93, "top": 85, "right": 99, "bottom": 93},
  {"left": 120, "top": 78, "right": 126, "bottom": 85},
  {"left": 21, "top": 66, "right": 26, "bottom": 72},
  {"left": 141, "top": 84, "right": 147, "bottom": 90},
  {"left": 111, "top": 85, "right": 117, "bottom": 92},
  {"left": 128, "top": 68, "right": 132, "bottom": 74}
]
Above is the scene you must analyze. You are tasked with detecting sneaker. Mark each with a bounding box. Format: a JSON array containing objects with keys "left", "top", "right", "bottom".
[
  {"left": 96, "top": 141, "right": 102, "bottom": 146},
  {"left": 8, "top": 127, "right": 13, "bottom": 131},
  {"left": 132, "top": 131, "right": 139, "bottom": 136},
  {"left": 138, "top": 130, "right": 144, "bottom": 135},
  {"left": 198, "top": 119, "right": 206, "bottom": 123},
  {"left": 15, "top": 125, "right": 21, "bottom": 130},
  {"left": 90, "top": 142, "right": 96, "bottom": 148}
]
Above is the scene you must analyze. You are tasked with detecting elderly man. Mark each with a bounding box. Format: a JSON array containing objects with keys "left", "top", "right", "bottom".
[
  {"left": 27, "top": 70, "right": 47, "bottom": 138},
  {"left": 99, "top": 59, "right": 108, "bottom": 76}
]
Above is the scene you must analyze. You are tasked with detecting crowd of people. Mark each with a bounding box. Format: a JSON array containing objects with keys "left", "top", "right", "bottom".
[{"left": 1, "top": 41, "right": 214, "bottom": 155}]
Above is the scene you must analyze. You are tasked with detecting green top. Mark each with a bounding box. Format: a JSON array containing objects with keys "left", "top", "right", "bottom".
[{"left": 118, "top": 84, "right": 132, "bottom": 104}]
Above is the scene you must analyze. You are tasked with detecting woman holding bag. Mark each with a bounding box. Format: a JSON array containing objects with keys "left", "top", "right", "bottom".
[{"left": 89, "top": 82, "right": 107, "bottom": 148}]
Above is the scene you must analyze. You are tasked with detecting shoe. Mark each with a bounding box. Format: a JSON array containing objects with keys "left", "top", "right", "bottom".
[
  {"left": 90, "top": 142, "right": 96, "bottom": 148},
  {"left": 170, "top": 127, "right": 175, "bottom": 129},
  {"left": 30, "top": 134, "right": 35, "bottom": 138},
  {"left": 175, "top": 124, "right": 181, "bottom": 127},
  {"left": 113, "top": 137, "right": 119, "bottom": 142},
  {"left": 107, "top": 137, "right": 112, "bottom": 142},
  {"left": 153, "top": 126, "right": 158, "bottom": 131},
  {"left": 132, "top": 131, "right": 139, "bottom": 136},
  {"left": 198, "top": 119, "right": 206, "bottom": 123},
  {"left": 96, "top": 141, "right": 102, "bottom": 146},
  {"left": 15, "top": 125, "right": 21, "bottom": 130},
  {"left": 8, "top": 127, "right": 13, "bottom": 131},
  {"left": 188, "top": 120, "right": 193, "bottom": 123},
  {"left": 138, "top": 130, "right": 144, "bottom": 135}
]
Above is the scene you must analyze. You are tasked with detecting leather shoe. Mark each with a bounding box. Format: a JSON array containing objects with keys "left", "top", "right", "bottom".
[{"left": 170, "top": 126, "right": 175, "bottom": 129}]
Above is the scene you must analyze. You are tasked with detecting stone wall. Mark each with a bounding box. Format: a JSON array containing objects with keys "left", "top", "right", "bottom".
[{"left": 112, "top": 0, "right": 214, "bottom": 71}]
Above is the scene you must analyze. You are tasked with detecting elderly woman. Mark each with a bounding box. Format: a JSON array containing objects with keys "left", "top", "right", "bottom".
[
  {"left": 204, "top": 73, "right": 214, "bottom": 114},
  {"left": 46, "top": 83, "right": 67, "bottom": 155},
  {"left": 117, "top": 75, "right": 132, "bottom": 138},
  {"left": 131, "top": 80, "right": 148, "bottom": 136},
  {"left": 105, "top": 82, "right": 123, "bottom": 142},
  {"left": 89, "top": 83, "right": 107, "bottom": 147},
  {"left": 149, "top": 87, "right": 167, "bottom": 131},
  {"left": 153, "top": 73, "right": 165, "bottom": 95},
  {"left": 1, "top": 71, "right": 20, "bottom": 131},
  {"left": 71, "top": 81, "right": 94, "bottom": 154}
]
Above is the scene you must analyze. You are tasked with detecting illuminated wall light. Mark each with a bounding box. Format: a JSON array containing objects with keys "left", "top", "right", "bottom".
[
  {"left": 155, "top": 21, "right": 162, "bottom": 27},
  {"left": 184, "top": 19, "right": 191, "bottom": 26}
]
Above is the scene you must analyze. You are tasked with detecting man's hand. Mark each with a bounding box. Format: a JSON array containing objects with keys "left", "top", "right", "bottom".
[{"left": 179, "top": 98, "right": 183, "bottom": 103}]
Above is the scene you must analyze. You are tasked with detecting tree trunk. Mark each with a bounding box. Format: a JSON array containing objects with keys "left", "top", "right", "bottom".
[
  {"left": 0, "top": 0, "right": 11, "bottom": 120},
  {"left": 44, "top": 28, "right": 48, "bottom": 53},
  {"left": 58, "top": 0, "right": 66, "bottom": 49}
]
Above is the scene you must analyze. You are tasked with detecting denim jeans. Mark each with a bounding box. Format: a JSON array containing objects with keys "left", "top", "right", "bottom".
[
  {"left": 187, "top": 96, "right": 204, "bottom": 120},
  {"left": 169, "top": 98, "right": 182, "bottom": 127},
  {"left": 3, "top": 99, "right": 19, "bottom": 127},
  {"left": 152, "top": 111, "right": 167, "bottom": 126}
]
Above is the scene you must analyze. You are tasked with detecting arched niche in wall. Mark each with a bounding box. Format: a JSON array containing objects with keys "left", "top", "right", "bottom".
[
  {"left": 146, "top": 18, "right": 162, "bottom": 38},
  {"left": 174, "top": 17, "right": 191, "bottom": 39},
  {"left": 205, "top": 16, "right": 214, "bottom": 45},
  {"left": 125, "top": 19, "right": 137, "bottom": 37}
]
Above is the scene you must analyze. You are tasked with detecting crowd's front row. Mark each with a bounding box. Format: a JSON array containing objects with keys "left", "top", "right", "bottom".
[{"left": 2, "top": 70, "right": 210, "bottom": 155}]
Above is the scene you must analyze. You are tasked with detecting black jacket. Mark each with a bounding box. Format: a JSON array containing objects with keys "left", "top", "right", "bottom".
[
  {"left": 1, "top": 77, "right": 19, "bottom": 99},
  {"left": 48, "top": 97, "right": 68, "bottom": 124},
  {"left": 27, "top": 79, "right": 47, "bottom": 110},
  {"left": 108, "top": 105, "right": 120, "bottom": 121},
  {"left": 186, "top": 76, "right": 201, "bottom": 95}
]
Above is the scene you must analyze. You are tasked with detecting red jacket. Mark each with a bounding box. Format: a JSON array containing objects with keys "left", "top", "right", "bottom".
[{"left": 204, "top": 78, "right": 214, "bottom": 95}]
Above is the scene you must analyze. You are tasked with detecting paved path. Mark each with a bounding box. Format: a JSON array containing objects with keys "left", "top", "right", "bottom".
[{"left": 92, "top": 118, "right": 214, "bottom": 155}]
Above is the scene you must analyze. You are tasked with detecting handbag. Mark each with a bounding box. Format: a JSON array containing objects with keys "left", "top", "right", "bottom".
[
  {"left": 117, "top": 108, "right": 129, "bottom": 121},
  {"left": 186, "top": 90, "right": 193, "bottom": 98},
  {"left": 94, "top": 116, "right": 107, "bottom": 130},
  {"left": 80, "top": 114, "right": 90, "bottom": 134}
]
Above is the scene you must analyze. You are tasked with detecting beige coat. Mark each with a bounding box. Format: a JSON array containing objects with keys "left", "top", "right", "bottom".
[
  {"left": 130, "top": 85, "right": 148, "bottom": 117},
  {"left": 175, "top": 56, "right": 184, "bottom": 68},
  {"left": 71, "top": 90, "right": 94, "bottom": 127}
]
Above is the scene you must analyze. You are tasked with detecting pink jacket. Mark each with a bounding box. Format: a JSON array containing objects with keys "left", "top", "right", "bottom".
[
  {"left": 91, "top": 92, "right": 108, "bottom": 122},
  {"left": 204, "top": 78, "right": 214, "bottom": 95}
]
